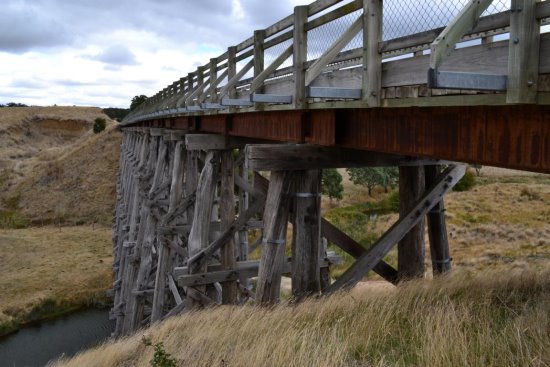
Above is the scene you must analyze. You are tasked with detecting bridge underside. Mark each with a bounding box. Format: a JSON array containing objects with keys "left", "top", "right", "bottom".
[{"left": 127, "top": 104, "right": 550, "bottom": 174}]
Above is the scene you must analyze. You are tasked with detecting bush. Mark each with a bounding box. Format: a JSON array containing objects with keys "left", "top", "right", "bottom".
[
  {"left": 93, "top": 118, "right": 107, "bottom": 134},
  {"left": 453, "top": 169, "right": 476, "bottom": 192}
]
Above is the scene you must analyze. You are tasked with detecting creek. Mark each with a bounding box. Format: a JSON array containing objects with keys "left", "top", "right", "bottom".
[{"left": 0, "top": 308, "right": 114, "bottom": 366}]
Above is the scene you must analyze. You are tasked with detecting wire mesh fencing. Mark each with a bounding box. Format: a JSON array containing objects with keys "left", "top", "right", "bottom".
[{"left": 383, "top": 0, "right": 510, "bottom": 41}]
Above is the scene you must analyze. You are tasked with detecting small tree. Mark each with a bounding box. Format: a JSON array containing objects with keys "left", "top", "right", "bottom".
[
  {"left": 321, "top": 168, "right": 344, "bottom": 202},
  {"left": 130, "top": 95, "right": 148, "bottom": 110},
  {"left": 93, "top": 117, "right": 107, "bottom": 134},
  {"left": 346, "top": 167, "right": 398, "bottom": 196}
]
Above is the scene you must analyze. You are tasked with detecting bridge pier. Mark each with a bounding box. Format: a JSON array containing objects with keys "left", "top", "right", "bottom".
[{"left": 111, "top": 132, "right": 464, "bottom": 336}]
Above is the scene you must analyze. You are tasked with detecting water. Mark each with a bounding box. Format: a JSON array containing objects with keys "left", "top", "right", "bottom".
[{"left": 0, "top": 308, "right": 114, "bottom": 367}]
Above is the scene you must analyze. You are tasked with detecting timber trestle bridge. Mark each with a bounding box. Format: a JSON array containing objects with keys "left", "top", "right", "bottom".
[{"left": 112, "top": 0, "right": 550, "bottom": 336}]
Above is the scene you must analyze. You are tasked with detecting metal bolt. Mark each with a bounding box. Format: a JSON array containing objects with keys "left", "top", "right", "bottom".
[
  {"left": 514, "top": 38, "right": 520, "bottom": 44},
  {"left": 527, "top": 80, "right": 534, "bottom": 87},
  {"left": 371, "top": 91, "right": 377, "bottom": 96}
]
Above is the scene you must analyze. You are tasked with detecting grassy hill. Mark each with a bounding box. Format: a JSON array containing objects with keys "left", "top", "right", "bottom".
[
  {"left": 0, "top": 106, "right": 121, "bottom": 335},
  {"left": 0, "top": 106, "right": 121, "bottom": 227}
]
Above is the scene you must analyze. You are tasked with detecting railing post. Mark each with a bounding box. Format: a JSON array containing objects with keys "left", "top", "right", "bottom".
[
  {"left": 254, "top": 30, "right": 266, "bottom": 109},
  {"left": 227, "top": 46, "right": 237, "bottom": 112},
  {"left": 209, "top": 58, "right": 218, "bottom": 103},
  {"left": 507, "top": 0, "right": 540, "bottom": 104},
  {"left": 363, "top": 0, "right": 383, "bottom": 107},
  {"left": 293, "top": 6, "right": 308, "bottom": 110}
]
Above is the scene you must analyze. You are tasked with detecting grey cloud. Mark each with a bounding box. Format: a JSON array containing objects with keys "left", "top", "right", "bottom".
[
  {"left": 0, "top": 2, "right": 72, "bottom": 53},
  {"left": 89, "top": 45, "right": 138, "bottom": 65}
]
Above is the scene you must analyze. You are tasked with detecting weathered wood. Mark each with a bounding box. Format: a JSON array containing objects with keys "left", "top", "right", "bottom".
[
  {"left": 219, "top": 59, "right": 254, "bottom": 99},
  {"left": 168, "top": 274, "right": 183, "bottom": 305},
  {"left": 507, "top": 0, "right": 540, "bottom": 103},
  {"left": 250, "top": 45, "right": 294, "bottom": 94},
  {"left": 185, "top": 134, "right": 270, "bottom": 151},
  {"left": 253, "top": 29, "right": 266, "bottom": 110},
  {"left": 291, "top": 170, "right": 322, "bottom": 300},
  {"left": 220, "top": 150, "right": 238, "bottom": 304},
  {"left": 364, "top": 0, "right": 382, "bottom": 106},
  {"left": 123, "top": 137, "right": 168, "bottom": 334},
  {"left": 177, "top": 257, "right": 339, "bottom": 287},
  {"left": 425, "top": 165, "right": 452, "bottom": 275},
  {"left": 256, "top": 171, "right": 292, "bottom": 305},
  {"left": 293, "top": 6, "right": 308, "bottom": 109},
  {"left": 326, "top": 165, "right": 465, "bottom": 293},
  {"left": 245, "top": 144, "right": 446, "bottom": 171},
  {"left": 186, "top": 151, "right": 219, "bottom": 307},
  {"left": 306, "top": 16, "right": 363, "bottom": 86},
  {"left": 398, "top": 166, "right": 426, "bottom": 280},
  {"left": 429, "top": 0, "right": 493, "bottom": 70},
  {"left": 321, "top": 218, "right": 398, "bottom": 284},
  {"left": 151, "top": 141, "right": 185, "bottom": 323}
]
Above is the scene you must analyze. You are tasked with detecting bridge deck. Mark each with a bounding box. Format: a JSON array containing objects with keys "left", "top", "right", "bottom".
[{"left": 121, "top": 0, "right": 550, "bottom": 173}]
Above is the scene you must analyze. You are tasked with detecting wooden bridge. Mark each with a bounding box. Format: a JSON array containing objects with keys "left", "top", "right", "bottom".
[{"left": 112, "top": 0, "right": 550, "bottom": 336}]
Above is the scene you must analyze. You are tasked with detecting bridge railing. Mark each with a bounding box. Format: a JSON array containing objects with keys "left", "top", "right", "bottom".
[{"left": 124, "top": 0, "right": 549, "bottom": 124}]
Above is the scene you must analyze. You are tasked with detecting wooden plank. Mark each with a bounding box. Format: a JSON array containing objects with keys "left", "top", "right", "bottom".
[
  {"left": 364, "top": 0, "right": 382, "bottom": 106},
  {"left": 305, "top": 16, "right": 363, "bottom": 86},
  {"left": 326, "top": 165, "right": 465, "bottom": 293},
  {"left": 507, "top": 0, "right": 540, "bottom": 103},
  {"left": 220, "top": 150, "right": 238, "bottom": 304},
  {"left": 397, "top": 166, "right": 425, "bottom": 280},
  {"left": 320, "top": 218, "right": 398, "bottom": 284},
  {"left": 430, "top": 0, "right": 493, "bottom": 70},
  {"left": 245, "top": 144, "right": 447, "bottom": 171},
  {"left": 425, "top": 165, "right": 452, "bottom": 275},
  {"left": 256, "top": 171, "right": 293, "bottom": 304},
  {"left": 236, "top": 158, "right": 250, "bottom": 289},
  {"left": 293, "top": 6, "right": 308, "bottom": 109},
  {"left": 305, "top": 0, "right": 362, "bottom": 31},
  {"left": 291, "top": 170, "right": 322, "bottom": 300}
]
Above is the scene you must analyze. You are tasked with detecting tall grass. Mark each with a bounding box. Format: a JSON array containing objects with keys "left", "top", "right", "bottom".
[{"left": 51, "top": 269, "right": 550, "bottom": 367}]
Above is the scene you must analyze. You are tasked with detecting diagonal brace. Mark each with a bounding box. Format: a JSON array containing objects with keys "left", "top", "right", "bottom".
[{"left": 326, "top": 165, "right": 465, "bottom": 293}]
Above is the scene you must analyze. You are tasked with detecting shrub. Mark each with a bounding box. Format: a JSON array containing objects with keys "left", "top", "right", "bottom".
[
  {"left": 142, "top": 337, "right": 177, "bottom": 367},
  {"left": 453, "top": 169, "right": 476, "bottom": 192},
  {"left": 322, "top": 168, "right": 344, "bottom": 201},
  {"left": 93, "top": 118, "right": 107, "bottom": 134}
]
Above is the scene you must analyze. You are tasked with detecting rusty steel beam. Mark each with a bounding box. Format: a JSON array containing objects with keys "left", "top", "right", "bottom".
[{"left": 122, "top": 105, "right": 550, "bottom": 174}]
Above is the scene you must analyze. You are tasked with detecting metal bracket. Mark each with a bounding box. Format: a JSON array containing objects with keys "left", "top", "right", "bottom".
[
  {"left": 306, "top": 86, "right": 362, "bottom": 99},
  {"left": 428, "top": 68, "right": 507, "bottom": 91}
]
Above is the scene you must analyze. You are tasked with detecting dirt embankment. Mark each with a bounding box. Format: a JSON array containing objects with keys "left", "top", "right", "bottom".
[{"left": 0, "top": 106, "right": 122, "bottom": 226}]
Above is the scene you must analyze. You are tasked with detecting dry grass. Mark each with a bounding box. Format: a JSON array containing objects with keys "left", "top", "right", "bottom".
[
  {"left": 0, "top": 106, "right": 122, "bottom": 226},
  {"left": 51, "top": 269, "right": 550, "bottom": 367},
  {"left": 0, "top": 225, "right": 113, "bottom": 335}
]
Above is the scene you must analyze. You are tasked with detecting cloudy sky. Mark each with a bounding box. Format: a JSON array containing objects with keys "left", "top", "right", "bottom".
[{"left": 0, "top": 0, "right": 312, "bottom": 108}]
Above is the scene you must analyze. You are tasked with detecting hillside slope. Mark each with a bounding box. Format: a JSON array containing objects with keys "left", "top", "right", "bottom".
[{"left": 0, "top": 106, "right": 122, "bottom": 226}]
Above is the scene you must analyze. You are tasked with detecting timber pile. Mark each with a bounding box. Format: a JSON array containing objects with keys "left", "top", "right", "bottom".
[{"left": 111, "top": 127, "right": 464, "bottom": 337}]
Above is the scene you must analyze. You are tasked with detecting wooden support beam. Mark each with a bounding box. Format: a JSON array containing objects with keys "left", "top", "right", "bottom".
[
  {"left": 326, "top": 165, "right": 465, "bottom": 293},
  {"left": 177, "top": 257, "right": 339, "bottom": 287},
  {"left": 321, "top": 218, "right": 398, "bottom": 284},
  {"left": 220, "top": 150, "right": 238, "bottom": 304},
  {"left": 245, "top": 144, "right": 447, "bottom": 171},
  {"left": 425, "top": 165, "right": 452, "bottom": 275},
  {"left": 185, "top": 134, "right": 271, "bottom": 151},
  {"left": 293, "top": 6, "right": 308, "bottom": 109},
  {"left": 363, "top": 0, "right": 382, "bottom": 107},
  {"left": 151, "top": 141, "right": 185, "bottom": 323},
  {"left": 291, "top": 170, "right": 322, "bottom": 300},
  {"left": 253, "top": 29, "right": 266, "bottom": 110},
  {"left": 398, "top": 166, "right": 426, "bottom": 280},
  {"left": 256, "top": 171, "right": 293, "bottom": 305},
  {"left": 507, "top": 0, "right": 540, "bottom": 103},
  {"left": 249, "top": 45, "right": 293, "bottom": 94},
  {"left": 186, "top": 151, "right": 219, "bottom": 307}
]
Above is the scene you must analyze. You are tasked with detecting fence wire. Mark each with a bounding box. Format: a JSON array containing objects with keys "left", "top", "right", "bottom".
[
  {"left": 307, "top": 9, "right": 363, "bottom": 61},
  {"left": 383, "top": 0, "right": 510, "bottom": 41}
]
